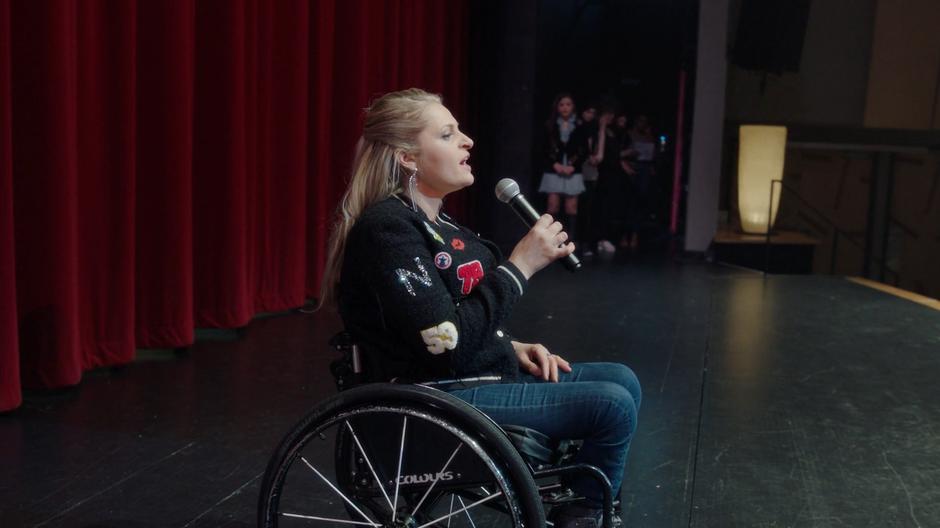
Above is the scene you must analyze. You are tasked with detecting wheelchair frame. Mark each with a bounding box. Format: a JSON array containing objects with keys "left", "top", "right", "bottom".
[{"left": 256, "top": 333, "right": 617, "bottom": 528}]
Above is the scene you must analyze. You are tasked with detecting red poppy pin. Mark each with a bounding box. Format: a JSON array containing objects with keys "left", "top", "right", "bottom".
[{"left": 450, "top": 238, "right": 465, "bottom": 251}]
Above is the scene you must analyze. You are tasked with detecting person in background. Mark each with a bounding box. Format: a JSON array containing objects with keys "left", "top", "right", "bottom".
[
  {"left": 623, "top": 114, "right": 657, "bottom": 250},
  {"left": 578, "top": 103, "right": 600, "bottom": 257},
  {"left": 595, "top": 108, "right": 634, "bottom": 254},
  {"left": 613, "top": 112, "right": 629, "bottom": 146},
  {"left": 538, "top": 93, "right": 589, "bottom": 255},
  {"left": 579, "top": 104, "right": 597, "bottom": 127}
]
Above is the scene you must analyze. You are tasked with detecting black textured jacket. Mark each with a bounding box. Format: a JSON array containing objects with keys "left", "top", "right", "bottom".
[
  {"left": 338, "top": 195, "right": 528, "bottom": 383},
  {"left": 543, "top": 119, "right": 590, "bottom": 174}
]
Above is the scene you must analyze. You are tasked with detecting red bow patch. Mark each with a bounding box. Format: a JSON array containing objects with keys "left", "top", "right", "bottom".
[
  {"left": 456, "top": 260, "right": 484, "bottom": 294},
  {"left": 451, "top": 238, "right": 465, "bottom": 251}
]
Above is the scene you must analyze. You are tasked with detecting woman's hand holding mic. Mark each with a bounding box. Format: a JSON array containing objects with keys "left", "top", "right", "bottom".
[{"left": 508, "top": 214, "right": 575, "bottom": 280}]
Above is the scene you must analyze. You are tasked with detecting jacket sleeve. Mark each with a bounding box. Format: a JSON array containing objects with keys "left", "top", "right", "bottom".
[
  {"left": 567, "top": 125, "right": 589, "bottom": 172},
  {"left": 543, "top": 123, "right": 560, "bottom": 174},
  {"left": 358, "top": 214, "right": 528, "bottom": 377}
]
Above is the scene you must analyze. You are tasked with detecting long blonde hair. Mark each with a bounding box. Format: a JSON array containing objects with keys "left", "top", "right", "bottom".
[{"left": 319, "top": 88, "right": 442, "bottom": 308}]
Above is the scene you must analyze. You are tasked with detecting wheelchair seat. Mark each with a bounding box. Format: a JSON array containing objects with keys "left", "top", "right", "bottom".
[
  {"left": 328, "top": 331, "right": 583, "bottom": 470},
  {"left": 501, "top": 425, "right": 580, "bottom": 471}
]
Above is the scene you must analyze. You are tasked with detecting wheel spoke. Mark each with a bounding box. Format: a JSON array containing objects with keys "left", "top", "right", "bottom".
[
  {"left": 345, "top": 420, "right": 395, "bottom": 513},
  {"left": 416, "top": 491, "right": 503, "bottom": 528},
  {"left": 409, "top": 443, "right": 463, "bottom": 517},
  {"left": 457, "top": 496, "right": 479, "bottom": 528},
  {"left": 280, "top": 512, "right": 378, "bottom": 525},
  {"left": 391, "top": 416, "right": 408, "bottom": 513},
  {"left": 300, "top": 456, "right": 379, "bottom": 527},
  {"left": 447, "top": 495, "right": 455, "bottom": 528},
  {"left": 269, "top": 406, "right": 525, "bottom": 528}
]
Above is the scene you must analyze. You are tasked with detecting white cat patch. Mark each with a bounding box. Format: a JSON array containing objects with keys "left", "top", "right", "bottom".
[{"left": 420, "top": 322, "right": 459, "bottom": 355}]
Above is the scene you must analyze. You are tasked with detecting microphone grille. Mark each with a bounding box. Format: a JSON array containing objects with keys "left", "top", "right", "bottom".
[{"left": 495, "top": 178, "right": 520, "bottom": 203}]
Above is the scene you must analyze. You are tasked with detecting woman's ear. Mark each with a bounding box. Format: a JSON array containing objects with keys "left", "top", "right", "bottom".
[{"left": 398, "top": 151, "right": 418, "bottom": 172}]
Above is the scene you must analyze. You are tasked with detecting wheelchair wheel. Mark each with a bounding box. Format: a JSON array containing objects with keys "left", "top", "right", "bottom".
[{"left": 258, "top": 383, "right": 544, "bottom": 527}]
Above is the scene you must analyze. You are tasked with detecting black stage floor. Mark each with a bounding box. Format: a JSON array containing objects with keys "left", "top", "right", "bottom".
[{"left": 3, "top": 258, "right": 940, "bottom": 527}]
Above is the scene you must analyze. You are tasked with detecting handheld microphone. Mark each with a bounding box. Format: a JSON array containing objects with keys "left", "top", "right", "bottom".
[{"left": 495, "top": 178, "right": 581, "bottom": 272}]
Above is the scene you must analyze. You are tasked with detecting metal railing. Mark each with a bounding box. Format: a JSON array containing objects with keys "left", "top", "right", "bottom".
[{"left": 764, "top": 178, "right": 899, "bottom": 281}]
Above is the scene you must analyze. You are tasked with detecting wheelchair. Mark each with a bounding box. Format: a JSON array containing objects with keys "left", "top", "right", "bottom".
[{"left": 257, "top": 332, "right": 619, "bottom": 528}]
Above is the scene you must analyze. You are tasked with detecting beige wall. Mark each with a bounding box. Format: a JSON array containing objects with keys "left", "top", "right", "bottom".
[
  {"left": 721, "top": 0, "right": 940, "bottom": 296},
  {"left": 725, "top": 0, "right": 876, "bottom": 127},
  {"left": 726, "top": 0, "right": 940, "bottom": 130},
  {"left": 770, "top": 149, "right": 940, "bottom": 299},
  {"left": 863, "top": 0, "right": 940, "bottom": 129},
  {"left": 890, "top": 153, "right": 940, "bottom": 296}
]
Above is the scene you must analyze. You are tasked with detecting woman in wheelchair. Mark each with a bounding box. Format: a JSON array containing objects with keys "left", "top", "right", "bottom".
[{"left": 258, "top": 89, "right": 640, "bottom": 528}]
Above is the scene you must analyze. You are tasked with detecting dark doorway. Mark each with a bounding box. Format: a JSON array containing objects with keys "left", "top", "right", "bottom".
[{"left": 465, "top": 0, "right": 698, "bottom": 252}]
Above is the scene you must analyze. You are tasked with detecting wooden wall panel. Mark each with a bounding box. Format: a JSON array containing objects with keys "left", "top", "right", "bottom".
[{"left": 863, "top": 0, "right": 940, "bottom": 130}]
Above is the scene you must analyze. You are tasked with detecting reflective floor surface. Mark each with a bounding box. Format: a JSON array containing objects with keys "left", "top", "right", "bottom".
[{"left": 3, "top": 256, "right": 940, "bottom": 527}]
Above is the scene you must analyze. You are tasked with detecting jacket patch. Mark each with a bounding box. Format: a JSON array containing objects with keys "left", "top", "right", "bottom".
[
  {"left": 420, "top": 321, "right": 459, "bottom": 354},
  {"left": 456, "top": 260, "right": 484, "bottom": 295},
  {"left": 450, "top": 238, "right": 465, "bottom": 251},
  {"left": 395, "top": 257, "right": 432, "bottom": 297},
  {"left": 434, "top": 252, "right": 452, "bottom": 270},
  {"left": 424, "top": 222, "right": 446, "bottom": 245}
]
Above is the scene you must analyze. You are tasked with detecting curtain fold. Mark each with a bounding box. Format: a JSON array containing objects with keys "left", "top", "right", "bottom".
[
  {"left": 76, "top": 0, "right": 137, "bottom": 370},
  {"left": 11, "top": 1, "right": 83, "bottom": 390},
  {"left": 1, "top": 0, "right": 20, "bottom": 410},
  {"left": 192, "top": 0, "right": 254, "bottom": 328},
  {"left": 305, "top": 0, "right": 336, "bottom": 298},
  {"left": 134, "top": 0, "right": 196, "bottom": 348},
  {"left": 0, "top": 0, "right": 469, "bottom": 413},
  {"left": 255, "top": 0, "right": 310, "bottom": 312}
]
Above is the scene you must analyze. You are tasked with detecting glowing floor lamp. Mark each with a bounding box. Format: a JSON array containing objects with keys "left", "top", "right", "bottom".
[{"left": 738, "top": 125, "right": 787, "bottom": 234}]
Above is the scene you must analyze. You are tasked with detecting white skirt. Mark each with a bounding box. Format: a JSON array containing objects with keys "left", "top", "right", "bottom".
[{"left": 538, "top": 172, "right": 586, "bottom": 196}]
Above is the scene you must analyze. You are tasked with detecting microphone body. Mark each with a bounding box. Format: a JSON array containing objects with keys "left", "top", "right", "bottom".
[{"left": 495, "top": 178, "right": 581, "bottom": 272}]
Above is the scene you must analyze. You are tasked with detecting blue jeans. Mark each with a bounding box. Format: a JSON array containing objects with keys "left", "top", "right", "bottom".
[{"left": 446, "top": 362, "right": 641, "bottom": 506}]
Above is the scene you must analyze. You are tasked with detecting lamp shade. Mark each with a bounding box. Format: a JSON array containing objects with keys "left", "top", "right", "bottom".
[{"left": 737, "top": 125, "right": 787, "bottom": 234}]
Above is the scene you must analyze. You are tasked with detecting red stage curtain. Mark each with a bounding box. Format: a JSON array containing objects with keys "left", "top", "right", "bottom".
[
  {"left": 1, "top": 0, "right": 20, "bottom": 410},
  {"left": 0, "top": 0, "right": 469, "bottom": 412},
  {"left": 135, "top": 0, "right": 196, "bottom": 348}
]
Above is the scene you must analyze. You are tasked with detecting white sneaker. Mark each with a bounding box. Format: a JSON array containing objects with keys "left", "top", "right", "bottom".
[
  {"left": 598, "top": 240, "right": 616, "bottom": 253},
  {"left": 549, "top": 504, "right": 622, "bottom": 528}
]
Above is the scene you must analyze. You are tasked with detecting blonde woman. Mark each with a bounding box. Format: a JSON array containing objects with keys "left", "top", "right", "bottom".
[{"left": 321, "top": 89, "right": 640, "bottom": 528}]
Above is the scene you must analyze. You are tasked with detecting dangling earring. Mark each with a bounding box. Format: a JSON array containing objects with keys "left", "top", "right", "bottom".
[{"left": 408, "top": 167, "right": 418, "bottom": 212}]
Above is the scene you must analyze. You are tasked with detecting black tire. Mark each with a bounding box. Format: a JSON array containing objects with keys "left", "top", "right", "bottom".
[{"left": 258, "top": 383, "right": 545, "bottom": 527}]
